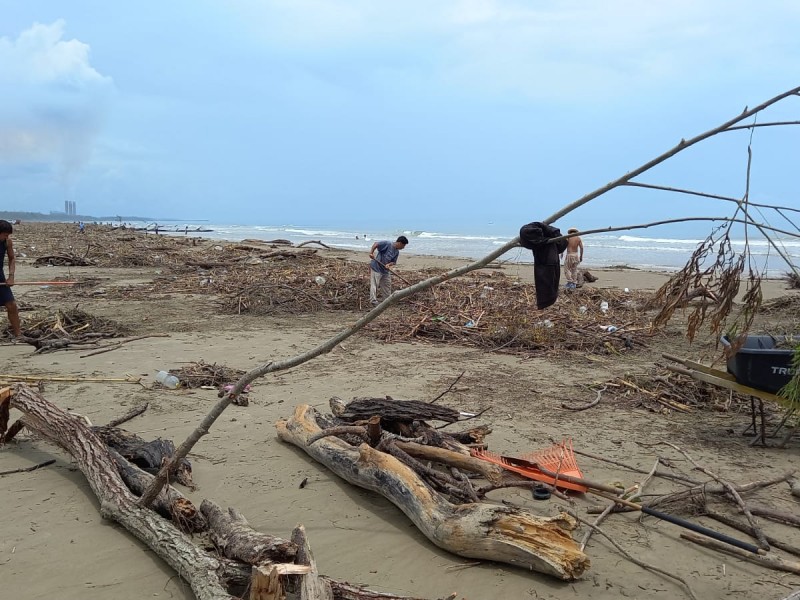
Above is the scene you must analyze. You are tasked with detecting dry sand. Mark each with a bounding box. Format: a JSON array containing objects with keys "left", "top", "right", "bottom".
[{"left": 1, "top": 229, "right": 799, "bottom": 600}]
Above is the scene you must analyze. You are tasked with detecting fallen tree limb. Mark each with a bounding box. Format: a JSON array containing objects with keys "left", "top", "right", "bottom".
[
  {"left": 277, "top": 404, "right": 590, "bottom": 580},
  {"left": 7, "top": 384, "right": 235, "bottom": 600}
]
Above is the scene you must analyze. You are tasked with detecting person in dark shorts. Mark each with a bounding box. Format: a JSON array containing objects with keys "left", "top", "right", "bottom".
[{"left": 0, "top": 220, "right": 21, "bottom": 337}]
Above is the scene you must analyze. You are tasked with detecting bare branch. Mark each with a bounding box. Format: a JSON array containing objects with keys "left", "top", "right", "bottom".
[{"left": 623, "top": 182, "right": 800, "bottom": 215}]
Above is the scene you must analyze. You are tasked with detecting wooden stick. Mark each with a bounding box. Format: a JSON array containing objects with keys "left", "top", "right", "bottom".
[
  {"left": 79, "top": 334, "right": 170, "bottom": 358},
  {"left": 0, "top": 281, "right": 80, "bottom": 286},
  {"left": 0, "top": 374, "right": 142, "bottom": 384},
  {"left": 680, "top": 531, "right": 800, "bottom": 575},
  {"left": 581, "top": 459, "right": 659, "bottom": 550},
  {"left": 0, "top": 459, "right": 56, "bottom": 476},
  {"left": 703, "top": 508, "right": 800, "bottom": 557}
]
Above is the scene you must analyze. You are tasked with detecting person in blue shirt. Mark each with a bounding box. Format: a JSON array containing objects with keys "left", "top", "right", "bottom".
[{"left": 368, "top": 236, "right": 409, "bottom": 306}]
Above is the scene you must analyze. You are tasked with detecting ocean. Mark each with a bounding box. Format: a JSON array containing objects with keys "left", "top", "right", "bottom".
[{"left": 132, "top": 222, "right": 799, "bottom": 277}]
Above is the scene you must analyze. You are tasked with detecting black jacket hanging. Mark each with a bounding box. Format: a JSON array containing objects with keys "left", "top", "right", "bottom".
[{"left": 519, "top": 222, "right": 568, "bottom": 309}]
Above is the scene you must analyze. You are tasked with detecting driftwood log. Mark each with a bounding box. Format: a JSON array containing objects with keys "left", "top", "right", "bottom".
[
  {"left": 331, "top": 396, "right": 461, "bottom": 424},
  {"left": 1, "top": 385, "right": 444, "bottom": 600},
  {"left": 276, "top": 404, "right": 590, "bottom": 580}
]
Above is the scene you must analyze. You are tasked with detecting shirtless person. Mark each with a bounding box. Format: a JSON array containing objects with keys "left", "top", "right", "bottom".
[
  {"left": 0, "top": 220, "right": 21, "bottom": 337},
  {"left": 562, "top": 228, "right": 584, "bottom": 290}
]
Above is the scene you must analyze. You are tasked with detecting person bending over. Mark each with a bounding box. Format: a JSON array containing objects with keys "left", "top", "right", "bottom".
[
  {"left": 0, "top": 220, "right": 21, "bottom": 337},
  {"left": 368, "top": 235, "right": 409, "bottom": 306}
]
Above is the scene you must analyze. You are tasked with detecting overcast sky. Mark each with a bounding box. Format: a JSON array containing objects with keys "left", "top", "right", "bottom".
[{"left": 1, "top": 1, "right": 799, "bottom": 234}]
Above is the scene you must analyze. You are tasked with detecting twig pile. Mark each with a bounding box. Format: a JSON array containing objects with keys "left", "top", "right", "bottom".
[
  {"left": 169, "top": 360, "right": 246, "bottom": 389},
  {"left": 373, "top": 281, "right": 658, "bottom": 356},
  {"left": 602, "top": 367, "right": 763, "bottom": 414},
  {"left": 13, "top": 308, "right": 128, "bottom": 352}
]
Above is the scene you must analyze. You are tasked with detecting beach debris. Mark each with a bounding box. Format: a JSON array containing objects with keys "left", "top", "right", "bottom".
[
  {"left": 9, "top": 307, "right": 128, "bottom": 353},
  {"left": 170, "top": 360, "right": 246, "bottom": 390},
  {"left": 33, "top": 252, "right": 95, "bottom": 266},
  {"left": 3, "top": 384, "right": 446, "bottom": 600},
  {"left": 279, "top": 399, "right": 590, "bottom": 580}
]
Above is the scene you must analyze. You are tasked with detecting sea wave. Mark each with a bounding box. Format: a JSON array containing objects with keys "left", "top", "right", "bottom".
[{"left": 417, "top": 231, "right": 507, "bottom": 241}]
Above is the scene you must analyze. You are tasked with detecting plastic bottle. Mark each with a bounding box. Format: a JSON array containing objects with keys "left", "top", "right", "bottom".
[
  {"left": 600, "top": 301, "right": 609, "bottom": 313},
  {"left": 155, "top": 370, "right": 180, "bottom": 389},
  {"left": 314, "top": 276, "right": 326, "bottom": 285}
]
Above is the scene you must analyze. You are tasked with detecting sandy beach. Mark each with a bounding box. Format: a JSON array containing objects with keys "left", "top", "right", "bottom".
[{"left": 1, "top": 223, "right": 799, "bottom": 600}]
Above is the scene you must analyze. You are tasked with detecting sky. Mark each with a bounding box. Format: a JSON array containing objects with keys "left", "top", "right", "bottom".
[{"left": 1, "top": 1, "right": 799, "bottom": 236}]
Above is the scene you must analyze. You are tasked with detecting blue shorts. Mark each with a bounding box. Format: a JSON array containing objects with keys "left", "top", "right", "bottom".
[{"left": 0, "top": 279, "right": 14, "bottom": 305}]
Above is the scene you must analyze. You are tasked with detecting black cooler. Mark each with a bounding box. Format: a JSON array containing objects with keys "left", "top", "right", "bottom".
[{"left": 720, "top": 334, "right": 798, "bottom": 394}]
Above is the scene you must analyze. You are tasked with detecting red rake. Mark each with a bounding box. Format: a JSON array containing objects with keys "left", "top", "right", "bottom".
[{"left": 472, "top": 439, "right": 587, "bottom": 493}]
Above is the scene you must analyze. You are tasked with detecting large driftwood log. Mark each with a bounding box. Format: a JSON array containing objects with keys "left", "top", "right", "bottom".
[
  {"left": 6, "top": 384, "right": 235, "bottom": 600},
  {"left": 276, "top": 404, "right": 590, "bottom": 580}
]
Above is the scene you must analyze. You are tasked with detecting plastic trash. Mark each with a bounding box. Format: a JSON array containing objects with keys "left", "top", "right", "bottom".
[
  {"left": 624, "top": 288, "right": 630, "bottom": 293},
  {"left": 600, "top": 301, "right": 609, "bottom": 313},
  {"left": 543, "top": 319, "right": 554, "bottom": 328},
  {"left": 607, "top": 326, "right": 618, "bottom": 333},
  {"left": 465, "top": 320, "right": 475, "bottom": 328},
  {"left": 155, "top": 370, "right": 180, "bottom": 389},
  {"left": 314, "top": 276, "right": 326, "bottom": 285},
  {"left": 222, "top": 383, "right": 252, "bottom": 394},
  {"left": 578, "top": 306, "right": 588, "bottom": 314}
]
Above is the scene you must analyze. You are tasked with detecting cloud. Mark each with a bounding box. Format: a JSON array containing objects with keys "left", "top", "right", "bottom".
[
  {"left": 225, "top": 1, "right": 800, "bottom": 102},
  {"left": 0, "top": 20, "right": 113, "bottom": 186}
]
